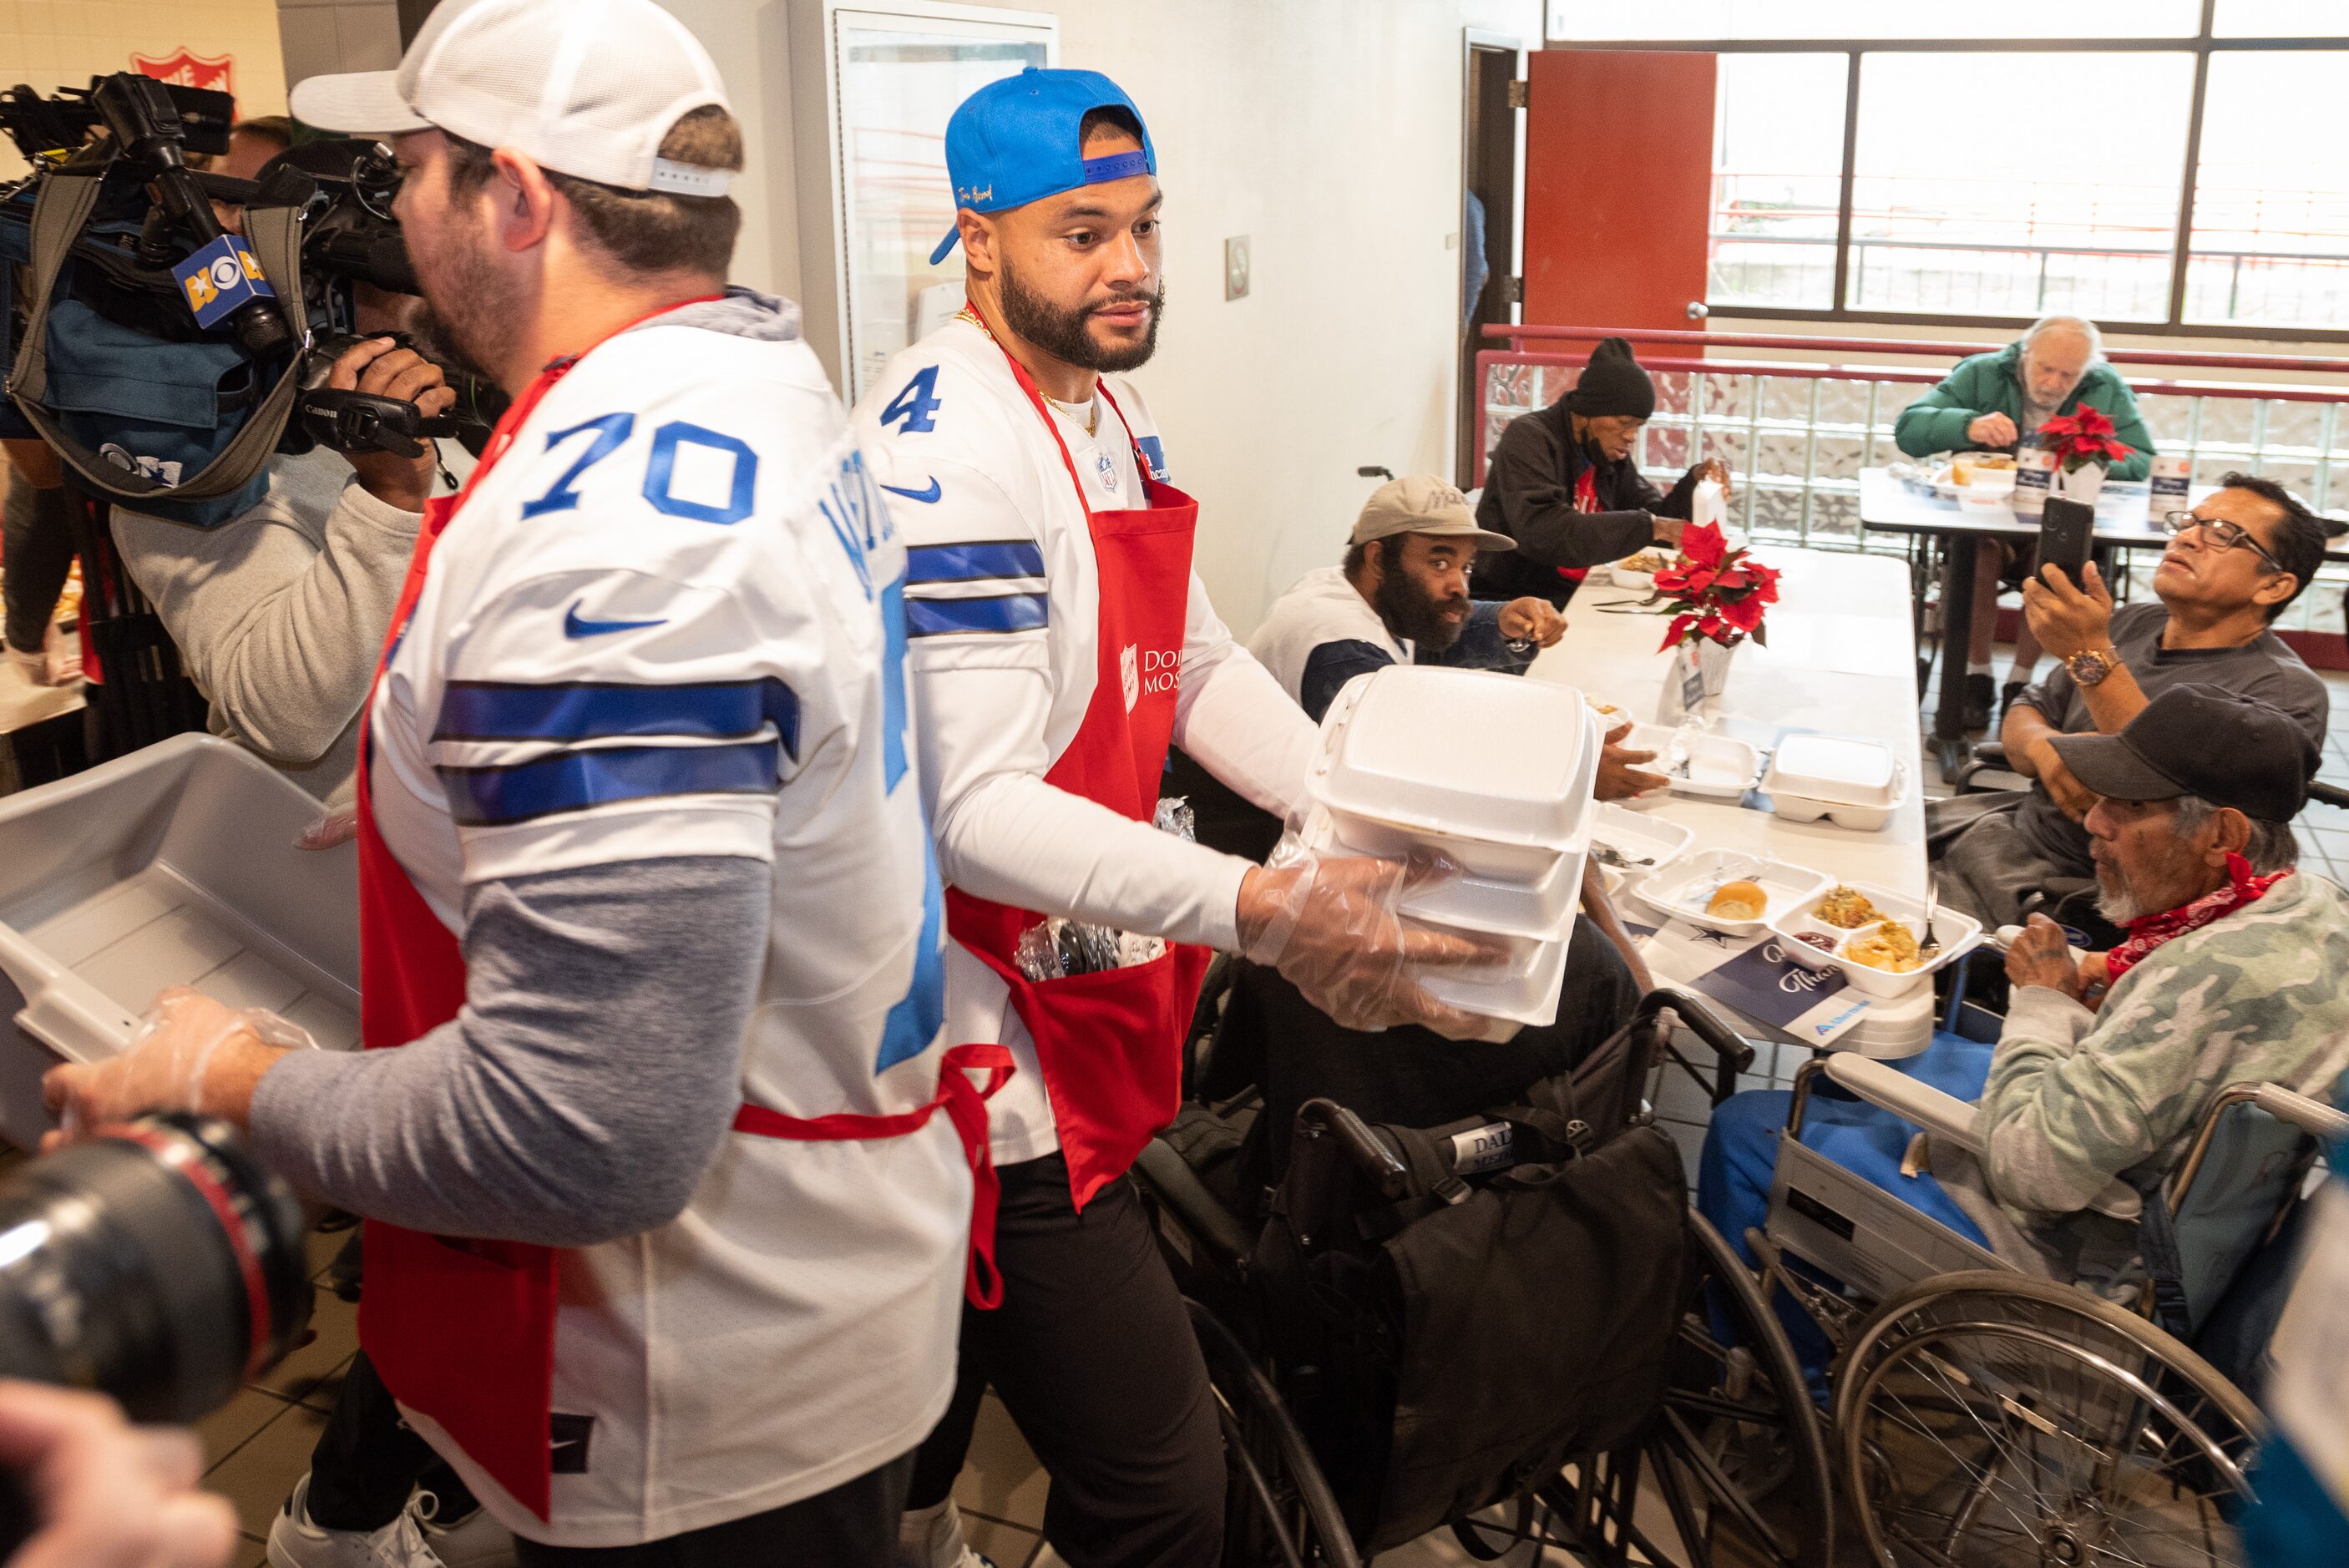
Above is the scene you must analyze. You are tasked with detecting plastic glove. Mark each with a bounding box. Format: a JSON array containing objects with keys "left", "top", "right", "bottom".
[
  {"left": 41, "top": 989, "right": 316, "bottom": 1148},
  {"left": 296, "top": 805, "right": 359, "bottom": 850},
  {"left": 1237, "top": 847, "right": 1504, "bottom": 1039}
]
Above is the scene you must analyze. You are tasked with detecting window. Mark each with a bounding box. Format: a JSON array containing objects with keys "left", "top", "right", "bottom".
[
  {"left": 1601, "top": 12, "right": 2349, "bottom": 338},
  {"left": 1708, "top": 54, "right": 1845, "bottom": 311},
  {"left": 2185, "top": 52, "right": 2349, "bottom": 329},
  {"left": 1848, "top": 53, "right": 2194, "bottom": 321}
]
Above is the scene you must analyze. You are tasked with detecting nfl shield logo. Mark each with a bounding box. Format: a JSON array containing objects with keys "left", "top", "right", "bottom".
[
  {"left": 131, "top": 48, "right": 235, "bottom": 97},
  {"left": 1121, "top": 644, "right": 1140, "bottom": 711},
  {"left": 1095, "top": 449, "right": 1118, "bottom": 492}
]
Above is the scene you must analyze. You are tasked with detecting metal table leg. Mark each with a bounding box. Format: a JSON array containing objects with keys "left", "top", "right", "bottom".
[{"left": 1933, "top": 530, "right": 1977, "bottom": 776}]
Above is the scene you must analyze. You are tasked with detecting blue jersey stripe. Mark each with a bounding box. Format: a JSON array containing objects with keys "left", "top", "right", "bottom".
[
  {"left": 905, "top": 593, "right": 1049, "bottom": 638},
  {"left": 435, "top": 679, "right": 799, "bottom": 759},
  {"left": 905, "top": 539, "right": 1045, "bottom": 584},
  {"left": 440, "top": 739, "right": 782, "bottom": 827}
]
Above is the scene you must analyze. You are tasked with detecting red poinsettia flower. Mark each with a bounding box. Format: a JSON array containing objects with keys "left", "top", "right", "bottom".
[
  {"left": 1715, "top": 591, "right": 1769, "bottom": 635},
  {"left": 1655, "top": 526, "right": 1779, "bottom": 651},
  {"left": 1678, "top": 521, "right": 1728, "bottom": 571},
  {"left": 2038, "top": 406, "right": 2133, "bottom": 468}
]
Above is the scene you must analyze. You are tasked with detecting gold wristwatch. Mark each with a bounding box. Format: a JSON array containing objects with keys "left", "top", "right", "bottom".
[{"left": 2064, "top": 646, "right": 2119, "bottom": 687}]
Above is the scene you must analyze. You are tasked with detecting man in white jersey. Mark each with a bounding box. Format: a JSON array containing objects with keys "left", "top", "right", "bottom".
[
  {"left": 46, "top": 3, "right": 993, "bottom": 1563},
  {"left": 858, "top": 68, "right": 1487, "bottom": 1568}
]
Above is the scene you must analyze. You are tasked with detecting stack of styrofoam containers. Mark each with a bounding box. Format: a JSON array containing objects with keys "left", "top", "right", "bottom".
[
  {"left": 1300, "top": 666, "right": 1601, "bottom": 1040},
  {"left": 0, "top": 735, "right": 359, "bottom": 1151}
]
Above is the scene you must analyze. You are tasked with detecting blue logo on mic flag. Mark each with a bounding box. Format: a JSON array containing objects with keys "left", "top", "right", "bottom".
[{"left": 173, "top": 235, "right": 275, "bottom": 329}]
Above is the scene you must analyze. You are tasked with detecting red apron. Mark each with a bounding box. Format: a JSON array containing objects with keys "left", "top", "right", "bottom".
[
  {"left": 352, "top": 307, "right": 1010, "bottom": 1525},
  {"left": 942, "top": 333, "right": 1213, "bottom": 1214}
]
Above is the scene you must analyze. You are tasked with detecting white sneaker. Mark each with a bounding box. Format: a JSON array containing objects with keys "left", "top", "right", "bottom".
[
  {"left": 896, "top": 1497, "right": 998, "bottom": 1568},
  {"left": 266, "top": 1474, "right": 446, "bottom": 1568},
  {"left": 415, "top": 1489, "right": 517, "bottom": 1568}
]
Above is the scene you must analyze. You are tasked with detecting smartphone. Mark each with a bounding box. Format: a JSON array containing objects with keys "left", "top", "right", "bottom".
[{"left": 2038, "top": 497, "right": 2096, "bottom": 588}]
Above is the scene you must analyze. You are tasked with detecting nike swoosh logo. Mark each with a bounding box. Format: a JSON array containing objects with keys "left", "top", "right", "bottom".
[
  {"left": 880, "top": 478, "right": 942, "bottom": 503},
  {"left": 564, "top": 602, "right": 666, "bottom": 639}
]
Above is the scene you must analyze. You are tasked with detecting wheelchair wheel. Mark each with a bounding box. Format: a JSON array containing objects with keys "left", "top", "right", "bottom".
[
  {"left": 1638, "top": 1209, "right": 1837, "bottom": 1567},
  {"left": 1835, "top": 1271, "right": 2264, "bottom": 1568},
  {"left": 1186, "top": 1297, "right": 1362, "bottom": 1567}
]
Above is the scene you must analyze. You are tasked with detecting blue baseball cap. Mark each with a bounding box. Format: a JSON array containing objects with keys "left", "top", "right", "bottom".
[{"left": 929, "top": 67, "right": 1157, "bottom": 266}]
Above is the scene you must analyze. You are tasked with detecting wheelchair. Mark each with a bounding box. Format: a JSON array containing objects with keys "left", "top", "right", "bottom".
[
  {"left": 1724, "top": 1024, "right": 2349, "bottom": 1568},
  {"left": 1131, "top": 973, "right": 1840, "bottom": 1566}
]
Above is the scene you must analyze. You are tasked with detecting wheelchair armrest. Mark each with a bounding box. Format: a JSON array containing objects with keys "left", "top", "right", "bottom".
[
  {"left": 1948, "top": 741, "right": 2013, "bottom": 795},
  {"left": 1820, "top": 1055, "right": 2144, "bottom": 1221},
  {"left": 2252, "top": 1083, "right": 2349, "bottom": 1144},
  {"left": 1132, "top": 1137, "right": 1258, "bottom": 1271},
  {"left": 1641, "top": 987, "right": 1756, "bottom": 1076},
  {"left": 2308, "top": 779, "right": 2349, "bottom": 811}
]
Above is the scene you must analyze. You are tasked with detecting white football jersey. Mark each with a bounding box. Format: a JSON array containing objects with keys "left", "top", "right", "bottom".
[
  {"left": 369, "top": 298, "right": 964, "bottom": 1546},
  {"left": 853, "top": 316, "right": 1258, "bottom": 1165}
]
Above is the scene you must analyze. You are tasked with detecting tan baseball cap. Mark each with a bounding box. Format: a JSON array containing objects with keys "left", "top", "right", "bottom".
[{"left": 1349, "top": 474, "right": 1515, "bottom": 550}]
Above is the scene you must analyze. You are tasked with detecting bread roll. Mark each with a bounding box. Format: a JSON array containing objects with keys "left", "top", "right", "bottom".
[{"left": 1707, "top": 879, "right": 1767, "bottom": 920}]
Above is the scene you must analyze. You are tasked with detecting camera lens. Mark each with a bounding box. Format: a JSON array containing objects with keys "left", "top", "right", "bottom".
[{"left": 0, "top": 1115, "right": 312, "bottom": 1423}]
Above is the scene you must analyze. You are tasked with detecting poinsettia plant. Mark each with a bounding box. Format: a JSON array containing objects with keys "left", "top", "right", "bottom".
[
  {"left": 1654, "top": 522, "right": 1782, "bottom": 652},
  {"left": 2038, "top": 406, "right": 2135, "bottom": 473}
]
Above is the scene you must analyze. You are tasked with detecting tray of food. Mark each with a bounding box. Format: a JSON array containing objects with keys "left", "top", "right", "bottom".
[
  {"left": 1601, "top": 548, "right": 1673, "bottom": 589},
  {"left": 1771, "top": 881, "right": 1982, "bottom": 999},
  {"left": 1634, "top": 849, "right": 1830, "bottom": 937}
]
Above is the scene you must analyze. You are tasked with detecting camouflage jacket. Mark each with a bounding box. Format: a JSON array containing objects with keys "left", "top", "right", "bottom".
[{"left": 1963, "top": 871, "right": 2349, "bottom": 1284}]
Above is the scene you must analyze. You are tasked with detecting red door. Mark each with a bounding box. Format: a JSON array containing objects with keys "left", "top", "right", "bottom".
[{"left": 1522, "top": 50, "right": 1717, "bottom": 335}]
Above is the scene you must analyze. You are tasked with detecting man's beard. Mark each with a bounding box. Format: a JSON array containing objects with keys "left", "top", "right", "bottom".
[
  {"left": 998, "top": 259, "right": 1163, "bottom": 373},
  {"left": 408, "top": 227, "right": 515, "bottom": 392},
  {"left": 2093, "top": 862, "right": 2149, "bottom": 923},
  {"left": 1371, "top": 559, "right": 1467, "bottom": 652}
]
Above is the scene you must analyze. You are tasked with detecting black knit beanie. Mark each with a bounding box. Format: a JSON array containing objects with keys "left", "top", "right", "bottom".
[{"left": 1563, "top": 336, "right": 1656, "bottom": 420}]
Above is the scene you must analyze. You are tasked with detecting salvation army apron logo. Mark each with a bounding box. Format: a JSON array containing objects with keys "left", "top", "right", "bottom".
[{"left": 1121, "top": 643, "right": 1141, "bottom": 711}]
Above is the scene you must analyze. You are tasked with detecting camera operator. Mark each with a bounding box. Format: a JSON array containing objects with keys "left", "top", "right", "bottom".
[
  {"left": 0, "top": 1381, "right": 235, "bottom": 1568},
  {"left": 109, "top": 299, "right": 454, "bottom": 807}
]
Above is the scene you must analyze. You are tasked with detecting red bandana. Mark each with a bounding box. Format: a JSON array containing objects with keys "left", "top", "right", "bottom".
[{"left": 2103, "top": 852, "right": 2289, "bottom": 983}]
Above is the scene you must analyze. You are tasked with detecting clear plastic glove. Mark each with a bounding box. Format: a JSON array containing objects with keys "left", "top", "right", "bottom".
[
  {"left": 1237, "top": 847, "right": 1504, "bottom": 1039},
  {"left": 296, "top": 805, "right": 359, "bottom": 850},
  {"left": 41, "top": 989, "right": 316, "bottom": 1148}
]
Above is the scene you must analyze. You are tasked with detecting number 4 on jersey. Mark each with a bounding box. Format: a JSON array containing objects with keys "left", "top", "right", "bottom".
[{"left": 880, "top": 367, "right": 942, "bottom": 433}]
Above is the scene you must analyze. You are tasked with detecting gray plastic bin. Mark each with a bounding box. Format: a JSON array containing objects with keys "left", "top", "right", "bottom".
[{"left": 0, "top": 734, "right": 358, "bottom": 1151}]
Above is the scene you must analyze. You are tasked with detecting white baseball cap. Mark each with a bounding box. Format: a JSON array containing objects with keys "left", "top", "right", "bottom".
[{"left": 289, "top": 0, "right": 734, "bottom": 196}]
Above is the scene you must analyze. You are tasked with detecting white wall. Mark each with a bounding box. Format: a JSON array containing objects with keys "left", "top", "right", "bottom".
[{"left": 668, "top": 0, "right": 1542, "bottom": 635}]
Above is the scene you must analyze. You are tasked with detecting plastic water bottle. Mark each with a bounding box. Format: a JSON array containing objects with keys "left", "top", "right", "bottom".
[
  {"left": 2149, "top": 453, "right": 2190, "bottom": 524},
  {"left": 2013, "top": 435, "right": 2054, "bottom": 516}
]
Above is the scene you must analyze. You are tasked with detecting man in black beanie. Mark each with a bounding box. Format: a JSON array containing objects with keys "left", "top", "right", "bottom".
[{"left": 1473, "top": 335, "right": 1731, "bottom": 606}]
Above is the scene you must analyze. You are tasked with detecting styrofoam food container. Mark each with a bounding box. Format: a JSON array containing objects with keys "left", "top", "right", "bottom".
[
  {"left": 1764, "top": 734, "right": 1909, "bottom": 830},
  {"left": 1669, "top": 732, "right": 1762, "bottom": 800},
  {"left": 1420, "top": 923, "right": 1571, "bottom": 1029},
  {"left": 1303, "top": 806, "right": 1581, "bottom": 936},
  {"left": 1590, "top": 802, "right": 1693, "bottom": 879},
  {"left": 1771, "top": 880, "right": 1982, "bottom": 999},
  {"left": 0, "top": 735, "right": 359, "bottom": 1153},
  {"left": 1311, "top": 667, "right": 1599, "bottom": 880},
  {"left": 1637, "top": 849, "right": 1831, "bottom": 937}
]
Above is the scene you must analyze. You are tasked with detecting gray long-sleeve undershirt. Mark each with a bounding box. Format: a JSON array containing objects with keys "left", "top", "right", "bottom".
[{"left": 251, "top": 855, "right": 771, "bottom": 1247}]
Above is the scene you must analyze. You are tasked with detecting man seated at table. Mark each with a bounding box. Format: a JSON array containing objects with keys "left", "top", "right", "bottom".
[
  {"left": 1472, "top": 336, "right": 1731, "bottom": 609},
  {"left": 1895, "top": 315, "right": 2157, "bottom": 728},
  {"left": 1932, "top": 473, "right": 2328, "bottom": 931},
  {"left": 1702, "top": 687, "right": 2349, "bottom": 1330}
]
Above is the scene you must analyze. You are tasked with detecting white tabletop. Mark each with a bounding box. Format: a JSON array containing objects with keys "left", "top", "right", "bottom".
[{"left": 1527, "top": 547, "right": 1930, "bottom": 901}]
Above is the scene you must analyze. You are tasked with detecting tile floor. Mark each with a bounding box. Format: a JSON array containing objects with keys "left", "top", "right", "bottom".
[{"left": 24, "top": 656, "right": 2349, "bottom": 1567}]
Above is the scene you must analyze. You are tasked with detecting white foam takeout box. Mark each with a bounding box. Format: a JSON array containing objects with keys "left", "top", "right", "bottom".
[
  {"left": 1634, "top": 848, "right": 1831, "bottom": 938},
  {"left": 1763, "top": 733, "right": 1908, "bottom": 832},
  {"left": 1309, "top": 665, "right": 1599, "bottom": 883},
  {"left": 1770, "top": 880, "right": 1983, "bottom": 1000}
]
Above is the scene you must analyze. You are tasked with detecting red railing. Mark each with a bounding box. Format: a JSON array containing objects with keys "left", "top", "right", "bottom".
[{"left": 1481, "top": 323, "right": 2349, "bottom": 375}]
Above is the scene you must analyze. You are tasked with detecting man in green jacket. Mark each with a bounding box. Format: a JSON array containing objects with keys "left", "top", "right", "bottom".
[{"left": 1896, "top": 316, "right": 2158, "bottom": 726}]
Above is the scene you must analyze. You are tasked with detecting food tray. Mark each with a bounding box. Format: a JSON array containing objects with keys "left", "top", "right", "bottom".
[
  {"left": 1589, "top": 802, "right": 1693, "bottom": 881},
  {"left": 1667, "top": 731, "right": 1763, "bottom": 800},
  {"left": 1301, "top": 806, "right": 1582, "bottom": 936},
  {"left": 1310, "top": 666, "right": 1597, "bottom": 851},
  {"left": 0, "top": 735, "right": 359, "bottom": 1152},
  {"left": 1420, "top": 923, "right": 1571, "bottom": 1029},
  {"left": 1635, "top": 849, "right": 1831, "bottom": 937},
  {"left": 1770, "top": 880, "right": 1982, "bottom": 999}
]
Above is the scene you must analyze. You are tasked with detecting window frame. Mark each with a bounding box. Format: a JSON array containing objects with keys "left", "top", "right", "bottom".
[{"left": 1555, "top": 8, "right": 2349, "bottom": 341}]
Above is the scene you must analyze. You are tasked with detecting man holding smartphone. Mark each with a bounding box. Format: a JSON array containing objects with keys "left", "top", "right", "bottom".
[{"left": 1932, "top": 473, "right": 2331, "bottom": 931}]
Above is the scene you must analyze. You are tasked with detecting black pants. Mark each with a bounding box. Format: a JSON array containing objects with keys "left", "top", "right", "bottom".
[
  {"left": 306, "top": 1349, "right": 478, "bottom": 1531},
  {"left": 1, "top": 473, "right": 73, "bottom": 655},
  {"left": 908, "top": 1152, "right": 1224, "bottom": 1568},
  {"left": 514, "top": 1450, "right": 914, "bottom": 1567}
]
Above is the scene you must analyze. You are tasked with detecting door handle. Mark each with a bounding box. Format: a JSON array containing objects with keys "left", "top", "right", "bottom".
[{"left": 1686, "top": 301, "right": 1709, "bottom": 321}]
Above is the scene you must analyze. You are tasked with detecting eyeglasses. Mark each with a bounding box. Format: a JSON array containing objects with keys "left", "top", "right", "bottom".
[{"left": 2159, "top": 511, "right": 2286, "bottom": 574}]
